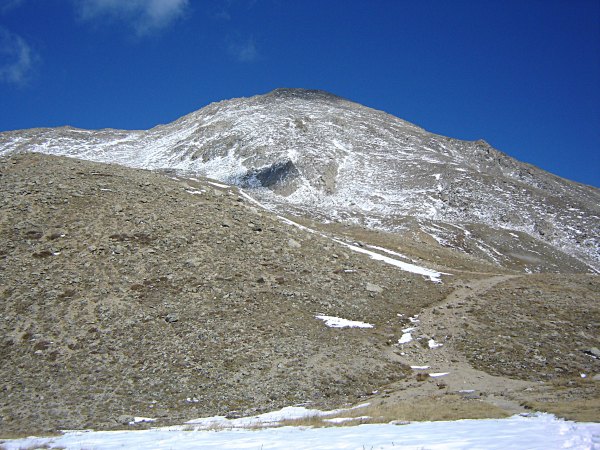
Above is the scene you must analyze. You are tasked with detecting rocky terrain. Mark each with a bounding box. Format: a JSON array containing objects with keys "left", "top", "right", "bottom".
[
  {"left": 0, "top": 153, "right": 449, "bottom": 433},
  {"left": 0, "top": 89, "right": 599, "bottom": 435},
  {"left": 0, "top": 153, "right": 598, "bottom": 435}
]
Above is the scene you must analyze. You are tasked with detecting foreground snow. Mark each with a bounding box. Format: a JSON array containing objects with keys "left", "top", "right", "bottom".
[{"left": 3, "top": 413, "right": 599, "bottom": 450}]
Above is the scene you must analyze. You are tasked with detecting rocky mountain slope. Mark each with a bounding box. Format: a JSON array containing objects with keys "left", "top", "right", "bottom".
[
  {"left": 0, "top": 154, "right": 600, "bottom": 434},
  {"left": 0, "top": 90, "right": 599, "bottom": 435},
  {"left": 0, "top": 153, "right": 449, "bottom": 433},
  {"left": 0, "top": 88, "right": 598, "bottom": 273},
  {"left": 1, "top": 153, "right": 598, "bottom": 435}
]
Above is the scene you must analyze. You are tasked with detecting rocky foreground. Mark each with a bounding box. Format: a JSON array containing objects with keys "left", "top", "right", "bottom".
[
  {"left": 0, "top": 153, "right": 598, "bottom": 435},
  {"left": 0, "top": 153, "right": 446, "bottom": 433}
]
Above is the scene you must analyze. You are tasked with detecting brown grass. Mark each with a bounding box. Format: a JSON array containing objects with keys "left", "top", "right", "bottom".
[
  {"left": 276, "top": 414, "right": 331, "bottom": 428},
  {"left": 181, "top": 395, "right": 509, "bottom": 431},
  {"left": 16, "top": 445, "right": 51, "bottom": 450},
  {"left": 522, "top": 398, "right": 600, "bottom": 423},
  {"left": 277, "top": 394, "right": 508, "bottom": 428},
  {"left": 331, "top": 395, "right": 508, "bottom": 423},
  {"left": 0, "top": 431, "right": 63, "bottom": 440},
  {"left": 519, "top": 376, "right": 600, "bottom": 422}
]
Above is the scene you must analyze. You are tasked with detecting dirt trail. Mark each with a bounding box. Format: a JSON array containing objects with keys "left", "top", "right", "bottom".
[
  {"left": 436, "top": 274, "right": 518, "bottom": 302},
  {"left": 239, "top": 197, "right": 538, "bottom": 416},
  {"left": 422, "top": 275, "right": 521, "bottom": 340},
  {"left": 384, "top": 274, "right": 535, "bottom": 415}
]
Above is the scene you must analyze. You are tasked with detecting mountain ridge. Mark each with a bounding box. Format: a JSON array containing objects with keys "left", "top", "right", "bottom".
[{"left": 0, "top": 88, "right": 598, "bottom": 273}]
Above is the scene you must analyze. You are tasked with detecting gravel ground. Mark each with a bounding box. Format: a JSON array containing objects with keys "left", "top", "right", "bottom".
[
  {"left": 0, "top": 153, "right": 448, "bottom": 434},
  {"left": 0, "top": 153, "right": 597, "bottom": 435}
]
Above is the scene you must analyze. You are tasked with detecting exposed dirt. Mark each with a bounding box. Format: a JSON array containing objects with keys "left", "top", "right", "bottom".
[
  {"left": 362, "top": 272, "right": 599, "bottom": 423},
  {"left": 455, "top": 274, "right": 599, "bottom": 382}
]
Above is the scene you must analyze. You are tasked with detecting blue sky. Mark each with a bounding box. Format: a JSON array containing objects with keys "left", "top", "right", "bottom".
[{"left": 1, "top": 0, "right": 599, "bottom": 187}]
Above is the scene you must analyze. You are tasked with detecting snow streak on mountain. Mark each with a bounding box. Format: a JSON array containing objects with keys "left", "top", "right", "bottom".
[{"left": 0, "top": 88, "right": 598, "bottom": 272}]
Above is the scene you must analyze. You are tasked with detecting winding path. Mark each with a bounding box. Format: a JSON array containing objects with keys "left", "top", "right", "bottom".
[{"left": 389, "top": 274, "right": 532, "bottom": 415}]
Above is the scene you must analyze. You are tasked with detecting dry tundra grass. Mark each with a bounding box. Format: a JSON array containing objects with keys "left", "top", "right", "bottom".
[{"left": 277, "top": 394, "right": 508, "bottom": 428}]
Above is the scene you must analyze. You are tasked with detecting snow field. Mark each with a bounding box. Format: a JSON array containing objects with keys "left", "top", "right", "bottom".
[{"left": 3, "top": 413, "right": 599, "bottom": 450}]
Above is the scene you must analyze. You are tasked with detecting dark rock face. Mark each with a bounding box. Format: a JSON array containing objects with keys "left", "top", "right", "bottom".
[{"left": 243, "top": 159, "right": 300, "bottom": 194}]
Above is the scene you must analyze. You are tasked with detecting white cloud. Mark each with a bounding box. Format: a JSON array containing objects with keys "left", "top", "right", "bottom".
[
  {"left": 228, "top": 36, "right": 258, "bottom": 62},
  {"left": 0, "top": 27, "right": 37, "bottom": 85},
  {"left": 75, "top": 0, "right": 189, "bottom": 35}
]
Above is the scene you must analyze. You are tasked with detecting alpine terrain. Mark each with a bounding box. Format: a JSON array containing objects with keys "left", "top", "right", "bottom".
[{"left": 0, "top": 89, "right": 598, "bottom": 435}]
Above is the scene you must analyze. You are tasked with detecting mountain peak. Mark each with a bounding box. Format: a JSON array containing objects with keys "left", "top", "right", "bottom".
[
  {"left": 0, "top": 91, "right": 598, "bottom": 273},
  {"left": 266, "top": 88, "right": 346, "bottom": 102}
]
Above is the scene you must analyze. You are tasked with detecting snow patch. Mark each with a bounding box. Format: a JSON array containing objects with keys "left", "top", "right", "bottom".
[
  {"left": 315, "top": 315, "right": 374, "bottom": 329},
  {"left": 129, "top": 417, "right": 156, "bottom": 425},
  {"left": 428, "top": 339, "right": 443, "bottom": 349},
  {"left": 185, "top": 189, "right": 205, "bottom": 195},
  {"left": 398, "top": 333, "right": 413, "bottom": 344},
  {"left": 333, "top": 239, "right": 447, "bottom": 282},
  {"left": 367, "top": 244, "right": 411, "bottom": 261},
  {"left": 207, "top": 180, "right": 230, "bottom": 189},
  {"left": 185, "top": 404, "right": 371, "bottom": 429}
]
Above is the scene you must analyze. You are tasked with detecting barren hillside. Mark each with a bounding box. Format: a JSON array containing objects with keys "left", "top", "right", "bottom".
[{"left": 1, "top": 153, "right": 598, "bottom": 435}]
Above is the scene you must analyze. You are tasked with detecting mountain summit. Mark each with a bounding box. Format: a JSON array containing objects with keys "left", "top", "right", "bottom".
[{"left": 0, "top": 88, "right": 598, "bottom": 272}]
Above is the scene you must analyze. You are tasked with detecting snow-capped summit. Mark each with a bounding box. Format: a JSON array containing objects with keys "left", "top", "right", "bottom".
[{"left": 0, "top": 88, "right": 598, "bottom": 271}]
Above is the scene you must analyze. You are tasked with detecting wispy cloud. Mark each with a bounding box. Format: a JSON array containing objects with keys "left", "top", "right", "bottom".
[
  {"left": 74, "top": 0, "right": 189, "bottom": 36},
  {"left": 0, "top": 0, "right": 25, "bottom": 14},
  {"left": 228, "top": 36, "right": 258, "bottom": 62},
  {"left": 0, "top": 27, "right": 38, "bottom": 86}
]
